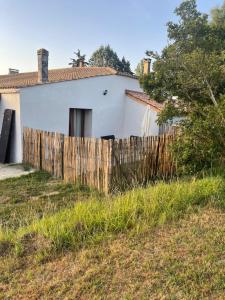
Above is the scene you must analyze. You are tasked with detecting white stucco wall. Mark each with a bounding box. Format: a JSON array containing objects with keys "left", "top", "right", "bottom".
[
  {"left": 0, "top": 92, "right": 22, "bottom": 162},
  {"left": 123, "top": 96, "right": 159, "bottom": 137},
  {"left": 20, "top": 75, "right": 142, "bottom": 138},
  {"left": 1, "top": 75, "right": 161, "bottom": 163}
]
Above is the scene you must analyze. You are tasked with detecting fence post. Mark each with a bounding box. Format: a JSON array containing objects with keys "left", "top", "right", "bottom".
[
  {"left": 107, "top": 139, "right": 113, "bottom": 194},
  {"left": 61, "top": 134, "right": 64, "bottom": 179},
  {"left": 39, "top": 130, "right": 42, "bottom": 170}
]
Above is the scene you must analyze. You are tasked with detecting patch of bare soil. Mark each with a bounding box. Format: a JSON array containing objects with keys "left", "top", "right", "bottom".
[{"left": 0, "top": 164, "right": 34, "bottom": 181}]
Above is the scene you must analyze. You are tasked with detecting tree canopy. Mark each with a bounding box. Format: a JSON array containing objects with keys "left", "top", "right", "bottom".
[
  {"left": 140, "top": 0, "right": 225, "bottom": 172},
  {"left": 89, "top": 45, "right": 133, "bottom": 74},
  {"left": 211, "top": 1, "right": 225, "bottom": 27},
  {"left": 141, "top": 0, "right": 225, "bottom": 109},
  {"left": 69, "top": 50, "right": 88, "bottom": 67}
]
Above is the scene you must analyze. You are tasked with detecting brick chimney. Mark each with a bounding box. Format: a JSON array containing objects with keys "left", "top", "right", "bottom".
[
  {"left": 143, "top": 58, "right": 151, "bottom": 75},
  {"left": 37, "top": 48, "right": 49, "bottom": 83},
  {"left": 78, "top": 60, "right": 83, "bottom": 67}
]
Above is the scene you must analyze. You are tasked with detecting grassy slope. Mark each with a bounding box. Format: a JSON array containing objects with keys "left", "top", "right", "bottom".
[
  {"left": 0, "top": 172, "right": 225, "bottom": 299},
  {"left": 0, "top": 171, "right": 101, "bottom": 230}
]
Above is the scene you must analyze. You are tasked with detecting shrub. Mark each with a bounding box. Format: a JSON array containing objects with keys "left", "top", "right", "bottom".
[{"left": 172, "top": 99, "right": 225, "bottom": 174}]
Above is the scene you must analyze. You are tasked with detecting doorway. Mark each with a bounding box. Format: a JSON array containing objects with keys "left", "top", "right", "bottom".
[{"left": 69, "top": 108, "right": 92, "bottom": 137}]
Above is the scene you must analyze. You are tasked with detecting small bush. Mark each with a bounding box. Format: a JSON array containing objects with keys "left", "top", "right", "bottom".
[{"left": 172, "top": 100, "right": 225, "bottom": 174}]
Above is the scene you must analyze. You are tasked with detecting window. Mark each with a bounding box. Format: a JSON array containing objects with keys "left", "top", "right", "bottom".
[{"left": 69, "top": 108, "right": 92, "bottom": 137}]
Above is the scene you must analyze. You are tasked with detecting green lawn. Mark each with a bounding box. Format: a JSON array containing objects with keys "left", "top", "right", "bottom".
[
  {"left": 0, "top": 171, "right": 101, "bottom": 230},
  {"left": 0, "top": 171, "right": 225, "bottom": 299}
]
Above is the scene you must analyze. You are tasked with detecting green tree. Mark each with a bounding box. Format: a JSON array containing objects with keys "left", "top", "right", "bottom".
[
  {"left": 172, "top": 100, "right": 225, "bottom": 173},
  {"left": 69, "top": 50, "right": 88, "bottom": 67},
  {"left": 135, "top": 59, "right": 144, "bottom": 76},
  {"left": 140, "top": 0, "right": 225, "bottom": 172},
  {"left": 89, "top": 45, "right": 133, "bottom": 74},
  {"left": 120, "top": 56, "right": 132, "bottom": 74},
  {"left": 211, "top": 1, "right": 225, "bottom": 27}
]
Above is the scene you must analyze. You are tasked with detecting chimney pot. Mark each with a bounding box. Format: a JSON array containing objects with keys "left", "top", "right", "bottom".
[
  {"left": 8, "top": 68, "right": 19, "bottom": 75},
  {"left": 143, "top": 58, "right": 151, "bottom": 75},
  {"left": 37, "top": 48, "right": 49, "bottom": 83},
  {"left": 78, "top": 60, "right": 84, "bottom": 67}
]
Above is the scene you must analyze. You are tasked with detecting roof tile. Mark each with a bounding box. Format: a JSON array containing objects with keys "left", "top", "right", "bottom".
[
  {"left": 125, "top": 89, "right": 163, "bottom": 112},
  {"left": 0, "top": 67, "right": 135, "bottom": 89}
]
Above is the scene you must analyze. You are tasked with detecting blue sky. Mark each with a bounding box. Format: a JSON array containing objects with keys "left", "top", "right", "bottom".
[{"left": 0, "top": 0, "right": 223, "bottom": 74}]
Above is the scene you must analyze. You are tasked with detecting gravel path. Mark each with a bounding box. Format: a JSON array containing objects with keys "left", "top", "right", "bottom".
[{"left": 0, "top": 164, "right": 34, "bottom": 180}]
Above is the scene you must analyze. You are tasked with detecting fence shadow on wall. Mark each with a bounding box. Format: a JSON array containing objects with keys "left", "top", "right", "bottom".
[{"left": 23, "top": 128, "right": 176, "bottom": 193}]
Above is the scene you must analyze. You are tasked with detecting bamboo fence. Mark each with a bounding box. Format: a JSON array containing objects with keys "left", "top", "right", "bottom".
[{"left": 23, "top": 128, "right": 176, "bottom": 193}]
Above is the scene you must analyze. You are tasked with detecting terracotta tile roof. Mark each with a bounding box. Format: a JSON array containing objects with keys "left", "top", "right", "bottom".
[
  {"left": 0, "top": 67, "right": 136, "bottom": 89},
  {"left": 125, "top": 90, "right": 164, "bottom": 112}
]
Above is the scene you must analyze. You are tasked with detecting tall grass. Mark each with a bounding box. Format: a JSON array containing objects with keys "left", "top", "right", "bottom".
[{"left": 3, "top": 176, "right": 221, "bottom": 254}]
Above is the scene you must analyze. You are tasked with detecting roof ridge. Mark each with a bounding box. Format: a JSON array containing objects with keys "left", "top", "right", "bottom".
[
  {"left": 0, "top": 66, "right": 137, "bottom": 89},
  {"left": 0, "top": 66, "right": 117, "bottom": 78}
]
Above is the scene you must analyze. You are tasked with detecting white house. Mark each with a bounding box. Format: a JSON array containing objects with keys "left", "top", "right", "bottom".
[{"left": 0, "top": 49, "right": 163, "bottom": 163}]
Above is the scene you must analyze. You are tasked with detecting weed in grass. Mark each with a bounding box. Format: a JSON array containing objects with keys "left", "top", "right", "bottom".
[
  {"left": 22, "top": 164, "right": 32, "bottom": 171},
  {"left": 0, "top": 240, "right": 13, "bottom": 257}
]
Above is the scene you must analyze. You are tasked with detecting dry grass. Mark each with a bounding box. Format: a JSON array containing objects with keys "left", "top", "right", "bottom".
[
  {"left": 0, "top": 207, "right": 225, "bottom": 299},
  {"left": 0, "top": 171, "right": 225, "bottom": 299}
]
